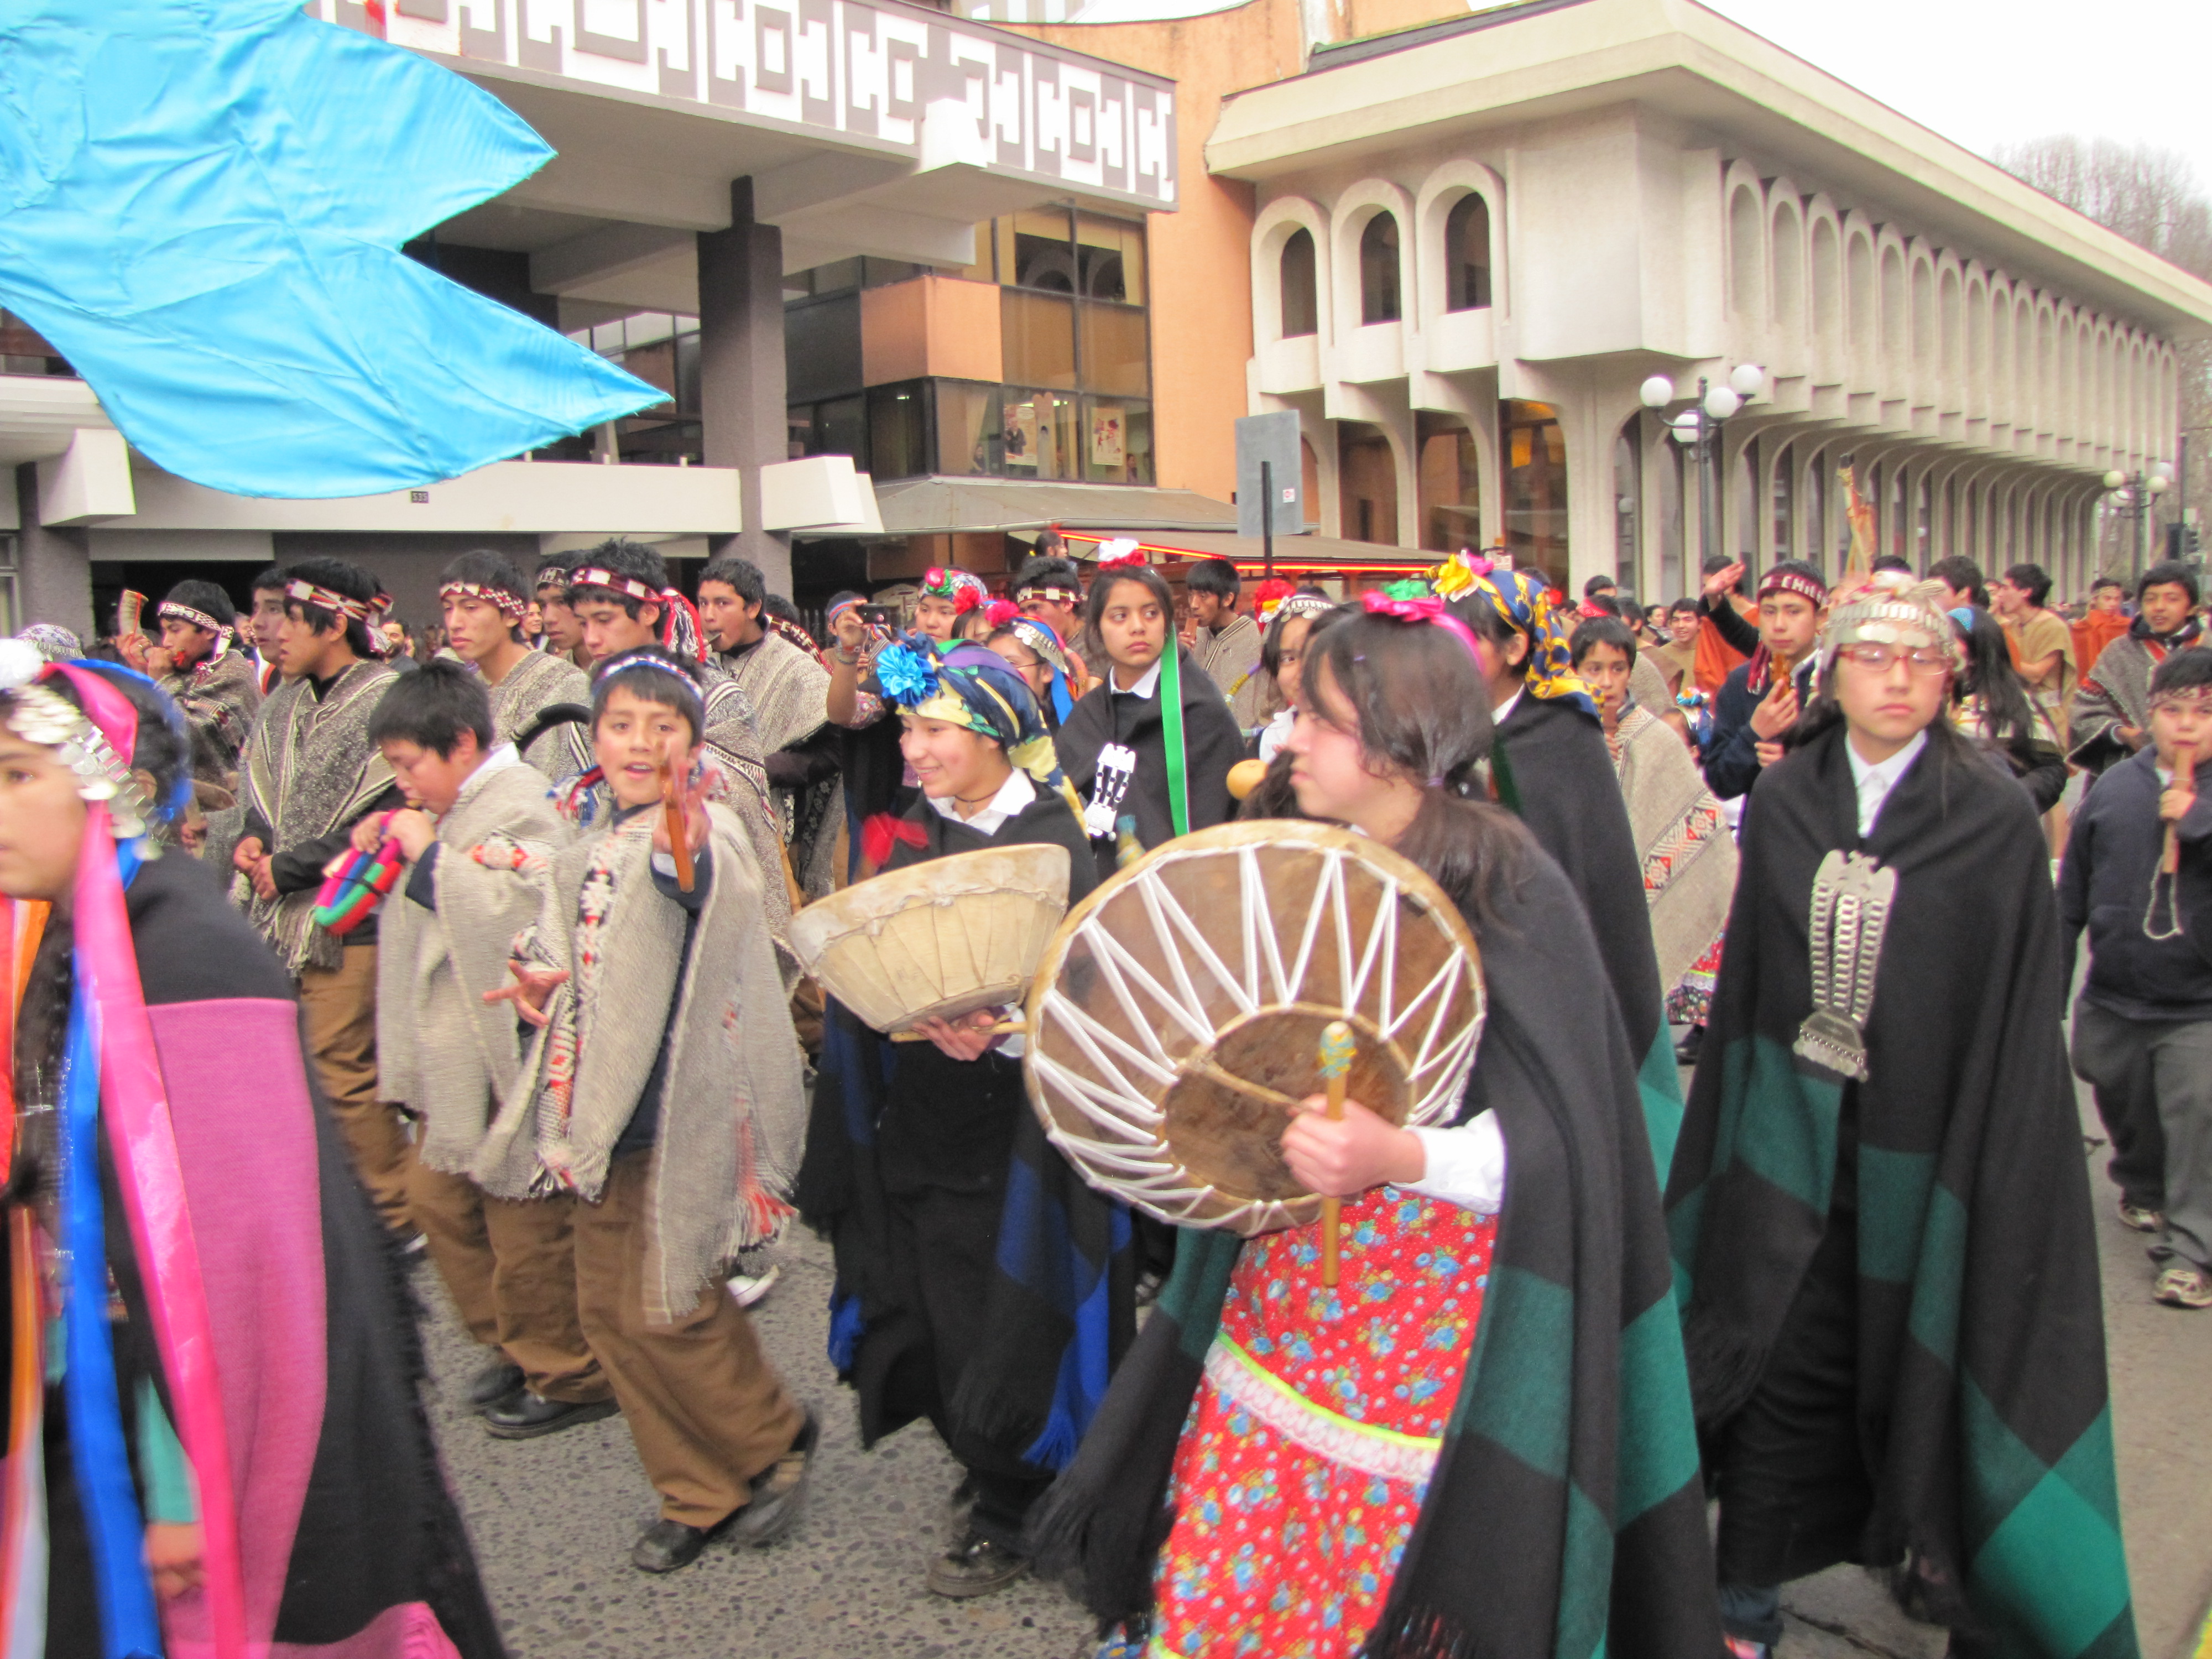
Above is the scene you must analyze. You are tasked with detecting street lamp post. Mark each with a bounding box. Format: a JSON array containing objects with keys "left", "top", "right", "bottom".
[
  {"left": 1642, "top": 365, "right": 1765, "bottom": 580},
  {"left": 2100, "top": 463, "right": 2172, "bottom": 580}
]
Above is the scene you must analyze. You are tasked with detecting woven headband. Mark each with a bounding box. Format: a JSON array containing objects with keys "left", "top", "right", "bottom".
[
  {"left": 283, "top": 578, "right": 371, "bottom": 623},
  {"left": 441, "top": 580, "right": 529, "bottom": 622},
  {"left": 594, "top": 651, "right": 700, "bottom": 691},
  {"left": 568, "top": 567, "right": 664, "bottom": 607},
  {"left": 1016, "top": 583, "right": 1081, "bottom": 606},
  {"left": 156, "top": 601, "right": 225, "bottom": 634}
]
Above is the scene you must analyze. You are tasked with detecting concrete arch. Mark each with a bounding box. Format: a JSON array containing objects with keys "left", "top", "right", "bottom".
[
  {"left": 1724, "top": 163, "right": 1767, "bottom": 328},
  {"left": 2091, "top": 321, "right": 2114, "bottom": 460},
  {"left": 1935, "top": 256, "right": 1963, "bottom": 414},
  {"left": 1251, "top": 195, "right": 1332, "bottom": 348},
  {"left": 1907, "top": 244, "right": 1936, "bottom": 409},
  {"left": 1986, "top": 275, "right": 2013, "bottom": 434},
  {"left": 1964, "top": 271, "right": 1989, "bottom": 419},
  {"left": 1768, "top": 190, "right": 1806, "bottom": 370},
  {"left": 2034, "top": 300, "right": 2057, "bottom": 441},
  {"left": 2012, "top": 295, "right": 2036, "bottom": 441},
  {"left": 1327, "top": 178, "right": 1417, "bottom": 346},
  {"left": 1879, "top": 241, "right": 1907, "bottom": 387},
  {"left": 1412, "top": 159, "right": 1508, "bottom": 327},
  {"left": 1843, "top": 216, "right": 1879, "bottom": 389},
  {"left": 1807, "top": 201, "right": 1844, "bottom": 382}
]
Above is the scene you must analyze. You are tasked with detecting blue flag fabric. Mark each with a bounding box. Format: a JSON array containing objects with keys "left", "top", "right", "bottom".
[{"left": 0, "top": 0, "right": 662, "bottom": 499}]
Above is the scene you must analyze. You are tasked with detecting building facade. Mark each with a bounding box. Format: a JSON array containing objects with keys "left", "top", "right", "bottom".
[{"left": 1212, "top": 0, "right": 2212, "bottom": 597}]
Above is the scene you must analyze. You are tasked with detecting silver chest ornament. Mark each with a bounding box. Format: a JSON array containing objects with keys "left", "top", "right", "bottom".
[{"left": 1794, "top": 849, "right": 1897, "bottom": 1083}]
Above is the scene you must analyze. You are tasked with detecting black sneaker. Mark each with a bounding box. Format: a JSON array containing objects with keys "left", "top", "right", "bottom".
[
  {"left": 926, "top": 1531, "right": 1029, "bottom": 1599},
  {"left": 730, "top": 1409, "right": 818, "bottom": 1547},
  {"left": 468, "top": 1357, "right": 525, "bottom": 1411},
  {"left": 1674, "top": 1024, "right": 1705, "bottom": 1066},
  {"left": 482, "top": 1391, "right": 620, "bottom": 1441}
]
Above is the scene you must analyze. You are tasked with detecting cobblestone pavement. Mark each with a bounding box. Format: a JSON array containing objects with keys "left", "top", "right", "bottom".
[{"left": 421, "top": 1067, "right": 2212, "bottom": 1659}]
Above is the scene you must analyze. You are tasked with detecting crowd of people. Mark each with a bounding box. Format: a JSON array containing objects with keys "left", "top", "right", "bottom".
[{"left": 5, "top": 530, "right": 2203, "bottom": 1659}]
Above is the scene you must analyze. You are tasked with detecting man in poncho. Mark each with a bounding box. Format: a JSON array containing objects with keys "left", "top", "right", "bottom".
[
  {"left": 2069, "top": 560, "right": 2206, "bottom": 779},
  {"left": 1667, "top": 573, "right": 2135, "bottom": 1658},
  {"left": 137, "top": 580, "right": 261, "bottom": 783},
  {"left": 439, "top": 548, "right": 592, "bottom": 782}
]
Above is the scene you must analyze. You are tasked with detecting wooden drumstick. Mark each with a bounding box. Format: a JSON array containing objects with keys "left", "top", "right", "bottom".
[
  {"left": 1319, "top": 1019, "right": 1354, "bottom": 1290},
  {"left": 2166, "top": 739, "right": 2197, "bottom": 876},
  {"left": 660, "top": 758, "right": 696, "bottom": 893}
]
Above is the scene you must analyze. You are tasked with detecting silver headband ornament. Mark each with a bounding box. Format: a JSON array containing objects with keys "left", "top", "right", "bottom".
[{"left": 0, "top": 640, "right": 153, "bottom": 841}]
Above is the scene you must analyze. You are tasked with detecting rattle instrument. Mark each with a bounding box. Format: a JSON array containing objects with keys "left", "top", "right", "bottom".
[{"left": 1318, "top": 1019, "right": 1353, "bottom": 1287}]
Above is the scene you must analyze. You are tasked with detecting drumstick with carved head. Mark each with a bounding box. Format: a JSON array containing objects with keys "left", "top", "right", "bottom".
[{"left": 1319, "top": 1020, "right": 1354, "bottom": 1289}]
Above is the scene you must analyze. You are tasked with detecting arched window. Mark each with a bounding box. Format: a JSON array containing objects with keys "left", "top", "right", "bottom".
[
  {"left": 1444, "top": 195, "right": 1491, "bottom": 312},
  {"left": 1280, "top": 229, "right": 1318, "bottom": 339},
  {"left": 1359, "top": 213, "right": 1401, "bottom": 325}
]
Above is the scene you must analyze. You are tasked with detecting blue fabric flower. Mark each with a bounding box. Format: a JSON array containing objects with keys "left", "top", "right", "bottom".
[{"left": 873, "top": 641, "right": 937, "bottom": 705}]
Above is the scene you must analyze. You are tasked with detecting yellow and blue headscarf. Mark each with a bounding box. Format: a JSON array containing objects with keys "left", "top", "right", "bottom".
[
  {"left": 1429, "top": 554, "right": 1597, "bottom": 717},
  {"left": 874, "top": 634, "right": 1083, "bottom": 818}
]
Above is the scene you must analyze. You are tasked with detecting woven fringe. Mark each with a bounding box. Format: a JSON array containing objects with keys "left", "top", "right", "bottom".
[{"left": 1360, "top": 1604, "right": 1474, "bottom": 1659}]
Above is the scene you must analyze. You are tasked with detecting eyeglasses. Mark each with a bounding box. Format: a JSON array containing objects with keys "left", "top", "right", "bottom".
[{"left": 1839, "top": 642, "right": 1951, "bottom": 676}]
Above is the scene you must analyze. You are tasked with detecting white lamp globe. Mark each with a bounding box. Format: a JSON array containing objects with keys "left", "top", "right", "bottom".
[
  {"left": 2147, "top": 473, "right": 2171, "bottom": 494},
  {"left": 2103, "top": 469, "right": 2128, "bottom": 490},
  {"left": 1639, "top": 374, "right": 1676, "bottom": 409},
  {"left": 1728, "top": 363, "right": 1766, "bottom": 398},
  {"left": 2150, "top": 460, "right": 2174, "bottom": 481},
  {"left": 1703, "top": 385, "right": 1743, "bottom": 421},
  {"left": 1670, "top": 411, "right": 1701, "bottom": 444}
]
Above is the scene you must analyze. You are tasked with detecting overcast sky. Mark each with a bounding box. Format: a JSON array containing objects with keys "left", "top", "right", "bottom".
[{"left": 1702, "top": 0, "right": 2212, "bottom": 188}]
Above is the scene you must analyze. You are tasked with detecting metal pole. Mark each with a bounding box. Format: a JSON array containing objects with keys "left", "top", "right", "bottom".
[
  {"left": 1694, "top": 379, "right": 1715, "bottom": 573},
  {"left": 2137, "top": 473, "right": 2150, "bottom": 580},
  {"left": 1261, "top": 459, "right": 1275, "bottom": 581}
]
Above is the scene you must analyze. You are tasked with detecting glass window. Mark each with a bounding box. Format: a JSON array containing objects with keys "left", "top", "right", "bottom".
[
  {"left": 1084, "top": 397, "right": 1152, "bottom": 484},
  {"left": 1416, "top": 413, "right": 1479, "bottom": 552},
  {"left": 1078, "top": 302, "right": 1149, "bottom": 398},
  {"left": 1280, "top": 230, "right": 1318, "bottom": 338},
  {"left": 999, "top": 209, "right": 1077, "bottom": 293},
  {"left": 813, "top": 396, "right": 867, "bottom": 466},
  {"left": 935, "top": 381, "right": 1003, "bottom": 476},
  {"left": 1359, "top": 213, "right": 1401, "bottom": 326},
  {"left": 1076, "top": 215, "right": 1146, "bottom": 306},
  {"left": 1003, "top": 389, "right": 1079, "bottom": 480},
  {"left": 1001, "top": 290, "right": 1077, "bottom": 390},
  {"left": 1444, "top": 195, "right": 1491, "bottom": 312},
  {"left": 867, "top": 382, "right": 929, "bottom": 481},
  {"left": 862, "top": 258, "right": 921, "bottom": 288},
  {"left": 1501, "top": 400, "right": 1568, "bottom": 587},
  {"left": 1770, "top": 441, "right": 1794, "bottom": 559},
  {"left": 1613, "top": 422, "right": 1640, "bottom": 588},
  {"left": 784, "top": 292, "right": 864, "bottom": 403}
]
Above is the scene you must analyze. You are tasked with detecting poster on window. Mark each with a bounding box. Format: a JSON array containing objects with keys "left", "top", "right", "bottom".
[
  {"left": 1005, "top": 399, "right": 1039, "bottom": 471},
  {"left": 1090, "top": 404, "right": 1125, "bottom": 471}
]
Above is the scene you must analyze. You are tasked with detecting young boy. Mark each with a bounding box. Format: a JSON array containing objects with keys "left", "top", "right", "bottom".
[
  {"left": 1181, "top": 556, "right": 1265, "bottom": 733},
  {"left": 232, "top": 557, "right": 411, "bottom": 1236},
  {"left": 439, "top": 547, "right": 592, "bottom": 781},
  {"left": 477, "top": 649, "right": 815, "bottom": 1571},
  {"left": 131, "top": 578, "right": 262, "bottom": 781},
  {"left": 364, "top": 662, "right": 612, "bottom": 1431},
  {"left": 2061, "top": 648, "right": 2212, "bottom": 1306},
  {"left": 1700, "top": 560, "right": 1827, "bottom": 802}
]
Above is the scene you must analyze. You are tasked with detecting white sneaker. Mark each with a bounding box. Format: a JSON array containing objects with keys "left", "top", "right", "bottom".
[{"left": 727, "top": 1265, "right": 780, "bottom": 1308}]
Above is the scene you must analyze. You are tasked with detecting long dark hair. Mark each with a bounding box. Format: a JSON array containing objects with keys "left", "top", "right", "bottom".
[
  {"left": 1950, "top": 607, "right": 2038, "bottom": 747},
  {"left": 1296, "top": 610, "right": 1527, "bottom": 917},
  {"left": 1081, "top": 566, "right": 1176, "bottom": 669}
]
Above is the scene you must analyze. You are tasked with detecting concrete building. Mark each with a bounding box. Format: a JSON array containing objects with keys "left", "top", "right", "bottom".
[
  {"left": 1, "top": 0, "right": 1177, "bottom": 635},
  {"left": 1207, "top": 0, "right": 2212, "bottom": 597}
]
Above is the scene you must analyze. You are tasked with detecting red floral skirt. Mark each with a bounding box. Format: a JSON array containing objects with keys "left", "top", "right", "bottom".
[{"left": 1147, "top": 1187, "right": 1498, "bottom": 1658}]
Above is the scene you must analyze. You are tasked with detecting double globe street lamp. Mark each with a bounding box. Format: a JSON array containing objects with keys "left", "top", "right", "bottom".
[
  {"left": 1641, "top": 364, "right": 1767, "bottom": 575},
  {"left": 2100, "top": 463, "right": 2171, "bottom": 577}
]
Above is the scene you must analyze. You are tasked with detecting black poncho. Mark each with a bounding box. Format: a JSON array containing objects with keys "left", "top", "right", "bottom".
[
  {"left": 1666, "top": 721, "right": 2136, "bottom": 1655},
  {"left": 1494, "top": 693, "right": 1683, "bottom": 1168},
  {"left": 795, "top": 789, "right": 1136, "bottom": 1484},
  {"left": 1028, "top": 844, "right": 1721, "bottom": 1659}
]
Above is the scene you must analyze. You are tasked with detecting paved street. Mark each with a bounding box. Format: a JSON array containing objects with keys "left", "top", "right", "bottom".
[{"left": 420, "top": 1066, "right": 2212, "bottom": 1659}]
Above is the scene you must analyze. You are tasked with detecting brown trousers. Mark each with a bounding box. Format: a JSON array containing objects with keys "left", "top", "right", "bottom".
[
  {"left": 574, "top": 1151, "right": 804, "bottom": 1527},
  {"left": 409, "top": 1162, "right": 608, "bottom": 1402},
  {"left": 298, "top": 943, "right": 415, "bottom": 1236}
]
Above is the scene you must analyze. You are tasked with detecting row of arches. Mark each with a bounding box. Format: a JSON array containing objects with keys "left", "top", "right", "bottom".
[{"left": 1720, "top": 159, "right": 2176, "bottom": 467}]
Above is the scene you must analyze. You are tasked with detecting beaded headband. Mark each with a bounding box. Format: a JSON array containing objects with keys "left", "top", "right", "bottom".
[
  {"left": 284, "top": 578, "right": 371, "bottom": 623},
  {"left": 594, "top": 651, "right": 701, "bottom": 692},
  {"left": 1015, "top": 582, "right": 1082, "bottom": 607},
  {"left": 156, "top": 601, "right": 225, "bottom": 634},
  {"left": 440, "top": 580, "right": 529, "bottom": 622}
]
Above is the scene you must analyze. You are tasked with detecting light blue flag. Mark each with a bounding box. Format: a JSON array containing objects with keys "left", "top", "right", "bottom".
[{"left": 0, "top": 0, "right": 664, "bottom": 499}]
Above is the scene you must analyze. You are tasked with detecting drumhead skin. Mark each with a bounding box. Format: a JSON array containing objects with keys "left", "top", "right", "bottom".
[
  {"left": 1024, "top": 821, "right": 1485, "bottom": 1235},
  {"left": 788, "top": 842, "right": 1072, "bottom": 1035}
]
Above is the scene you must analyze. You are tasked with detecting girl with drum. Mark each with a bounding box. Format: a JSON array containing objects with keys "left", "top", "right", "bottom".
[
  {"left": 1056, "top": 553, "right": 1244, "bottom": 884},
  {"left": 796, "top": 640, "right": 1138, "bottom": 1601},
  {"left": 1033, "top": 599, "right": 1720, "bottom": 1659}
]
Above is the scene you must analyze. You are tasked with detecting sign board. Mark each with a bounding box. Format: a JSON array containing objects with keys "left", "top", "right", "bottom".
[{"left": 1235, "top": 411, "right": 1305, "bottom": 539}]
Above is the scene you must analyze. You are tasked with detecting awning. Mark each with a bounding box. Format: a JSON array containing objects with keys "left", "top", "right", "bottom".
[
  {"left": 862, "top": 476, "right": 1240, "bottom": 538},
  {"left": 1060, "top": 528, "right": 1437, "bottom": 577}
]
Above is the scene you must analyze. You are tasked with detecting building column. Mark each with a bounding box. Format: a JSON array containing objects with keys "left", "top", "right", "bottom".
[
  {"left": 696, "top": 179, "right": 791, "bottom": 595},
  {"left": 13, "top": 465, "right": 92, "bottom": 640}
]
